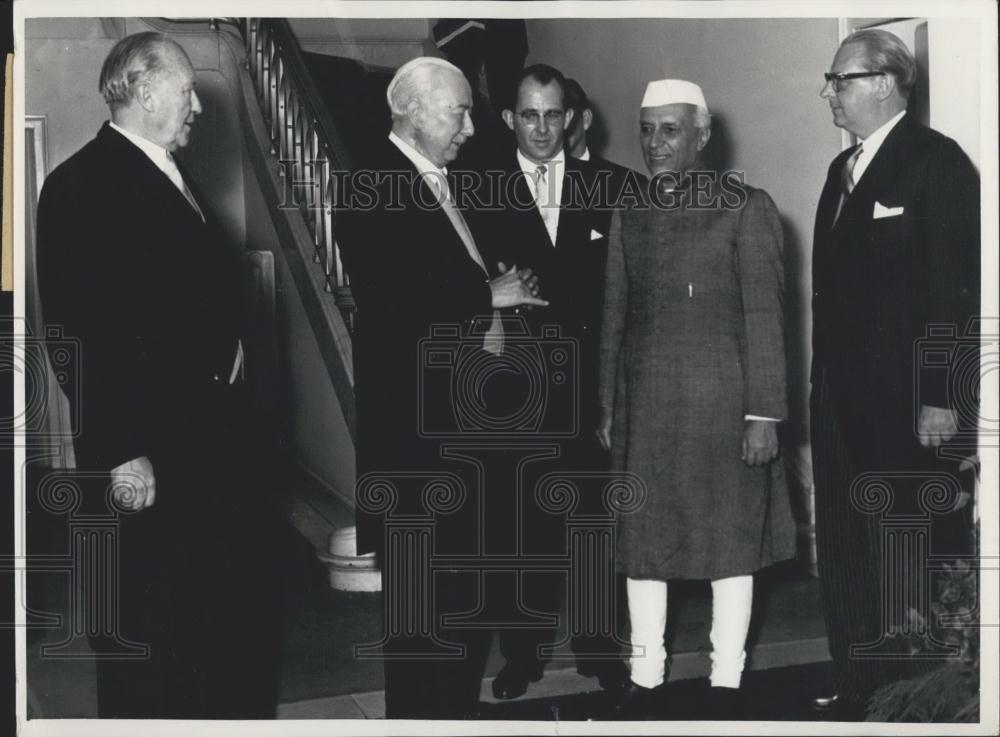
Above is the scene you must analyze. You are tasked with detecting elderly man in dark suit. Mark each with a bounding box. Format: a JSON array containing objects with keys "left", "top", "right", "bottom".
[
  {"left": 598, "top": 77, "right": 796, "bottom": 717},
  {"left": 336, "top": 56, "right": 546, "bottom": 719},
  {"left": 810, "top": 29, "right": 979, "bottom": 717},
  {"left": 36, "top": 32, "right": 279, "bottom": 718}
]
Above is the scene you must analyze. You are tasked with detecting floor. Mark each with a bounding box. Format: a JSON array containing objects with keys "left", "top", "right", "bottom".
[{"left": 25, "top": 513, "right": 835, "bottom": 721}]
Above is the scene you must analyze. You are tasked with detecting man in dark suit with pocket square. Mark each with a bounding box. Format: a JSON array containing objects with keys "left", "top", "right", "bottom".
[
  {"left": 36, "top": 32, "right": 280, "bottom": 718},
  {"left": 810, "top": 28, "right": 979, "bottom": 717},
  {"left": 471, "top": 63, "right": 631, "bottom": 701}
]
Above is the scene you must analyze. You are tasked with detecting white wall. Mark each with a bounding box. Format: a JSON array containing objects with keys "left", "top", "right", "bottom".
[
  {"left": 927, "top": 18, "right": 981, "bottom": 169},
  {"left": 287, "top": 18, "right": 431, "bottom": 67}
]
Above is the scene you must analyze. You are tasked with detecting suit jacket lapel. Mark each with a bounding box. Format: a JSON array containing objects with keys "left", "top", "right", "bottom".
[
  {"left": 385, "top": 144, "right": 486, "bottom": 273},
  {"left": 834, "top": 115, "right": 914, "bottom": 231},
  {"left": 100, "top": 124, "right": 208, "bottom": 229},
  {"left": 553, "top": 160, "right": 577, "bottom": 250}
]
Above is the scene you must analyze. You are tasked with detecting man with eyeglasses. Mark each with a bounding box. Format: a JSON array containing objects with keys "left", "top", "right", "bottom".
[
  {"left": 810, "top": 29, "right": 979, "bottom": 718},
  {"left": 471, "top": 63, "right": 631, "bottom": 702}
]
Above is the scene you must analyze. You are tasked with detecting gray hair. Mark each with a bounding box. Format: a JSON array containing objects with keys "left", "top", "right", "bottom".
[
  {"left": 386, "top": 56, "right": 465, "bottom": 118},
  {"left": 842, "top": 28, "right": 918, "bottom": 99},
  {"left": 99, "top": 32, "right": 184, "bottom": 111}
]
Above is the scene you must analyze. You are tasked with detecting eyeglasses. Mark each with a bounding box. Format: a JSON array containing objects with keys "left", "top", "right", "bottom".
[
  {"left": 516, "top": 110, "right": 565, "bottom": 127},
  {"left": 823, "top": 71, "right": 884, "bottom": 92}
]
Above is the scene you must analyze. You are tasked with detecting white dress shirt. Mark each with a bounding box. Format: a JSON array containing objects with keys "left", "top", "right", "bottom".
[
  {"left": 516, "top": 148, "right": 565, "bottom": 245},
  {"left": 852, "top": 109, "right": 906, "bottom": 184}
]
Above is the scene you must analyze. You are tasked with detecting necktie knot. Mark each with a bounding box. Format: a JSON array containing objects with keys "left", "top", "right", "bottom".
[{"left": 842, "top": 144, "right": 863, "bottom": 195}]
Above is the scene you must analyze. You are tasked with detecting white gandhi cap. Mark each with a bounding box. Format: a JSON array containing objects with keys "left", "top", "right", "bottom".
[{"left": 641, "top": 79, "right": 709, "bottom": 112}]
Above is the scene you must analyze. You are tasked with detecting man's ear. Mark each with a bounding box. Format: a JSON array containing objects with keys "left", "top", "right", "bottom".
[
  {"left": 874, "top": 73, "right": 897, "bottom": 101},
  {"left": 405, "top": 98, "right": 423, "bottom": 126},
  {"left": 562, "top": 107, "right": 575, "bottom": 131},
  {"left": 582, "top": 108, "right": 594, "bottom": 133},
  {"left": 697, "top": 126, "right": 712, "bottom": 151},
  {"left": 135, "top": 80, "right": 156, "bottom": 113},
  {"left": 501, "top": 109, "right": 515, "bottom": 131}
]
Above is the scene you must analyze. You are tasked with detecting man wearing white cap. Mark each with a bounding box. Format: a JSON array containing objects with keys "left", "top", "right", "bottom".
[{"left": 598, "top": 78, "right": 796, "bottom": 717}]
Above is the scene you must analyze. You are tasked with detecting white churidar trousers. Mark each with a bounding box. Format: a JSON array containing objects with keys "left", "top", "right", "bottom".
[{"left": 626, "top": 575, "right": 753, "bottom": 689}]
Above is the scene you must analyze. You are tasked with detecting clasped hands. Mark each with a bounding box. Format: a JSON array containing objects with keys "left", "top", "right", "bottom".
[{"left": 490, "top": 261, "right": 548, "bottom": 309}]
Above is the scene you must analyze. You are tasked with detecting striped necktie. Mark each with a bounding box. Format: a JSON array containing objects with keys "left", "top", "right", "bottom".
[
  {"left": 841, "top": 144, "right": 863, "bottom": 196},
  {"left": 534, "top": 163, "right": 558, "bottom": 245},
  {"left": 428, "top": 173, "right": 504, "bottom": 355}
]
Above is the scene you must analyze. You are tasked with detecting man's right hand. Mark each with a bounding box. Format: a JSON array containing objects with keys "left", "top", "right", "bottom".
[
  {"left": 110, "top": 455, "right": 156, "bottom": 512},
  {"left": 597, "top": 407, "right": 612, "bottom": 451},
  {"left": 490, "top": 262, "right": 549, "bottom": 309}
]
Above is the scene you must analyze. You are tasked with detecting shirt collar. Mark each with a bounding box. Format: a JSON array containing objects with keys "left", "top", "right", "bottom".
[
  {"left": 857, "top": 109, "right": 906, "bottom": 155},
  {"left": 109, "top": 121, "right": 173, "bottom": 170},
  {"left": 516, "top": 147, "right": 565, "bottom": 177},
  {"left": 389, "top": 131, "right": 447, "bottom": 178}
]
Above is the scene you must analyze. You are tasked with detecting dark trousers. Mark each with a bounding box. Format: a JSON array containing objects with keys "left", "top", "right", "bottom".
[
  {"left": 486, "top": 436, "right": 626, "bottom": 676},
  {"left": 91, "top": 384, "right": 282, "bottom": 718},
  {"left": 379, "top": 564, "right": 491, "bottom": 719},
  {"left": 811, "top": 373, "right": 974, "bottom": 703}
]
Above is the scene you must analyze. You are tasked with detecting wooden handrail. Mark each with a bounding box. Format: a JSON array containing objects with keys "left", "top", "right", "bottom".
[{"left": 239, "top": 18, "right": 356, "bottom": 332}]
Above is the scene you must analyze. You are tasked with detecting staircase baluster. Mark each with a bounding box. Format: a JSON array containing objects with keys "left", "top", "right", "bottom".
[{"left": 237, "top": 19, "right": 356, "bottom": 332}]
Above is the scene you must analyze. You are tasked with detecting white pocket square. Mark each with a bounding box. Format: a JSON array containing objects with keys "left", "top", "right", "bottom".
[
  {"left": 873, "top": 202, "right": 904, "bottom": 219},
  {"left": 590, "top": 229, "right": 605, "bottom": 240}
]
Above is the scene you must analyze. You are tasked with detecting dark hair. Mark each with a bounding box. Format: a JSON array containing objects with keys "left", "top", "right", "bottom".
[
  {"left": 843, "top": 28, "right": 918, "bottom": 99},
  {"left": 564, "top": 78, "right": 589, "bottom": 113},
  {"left": 512, "top": 63, "right": 567, "bottom": 108},
  {"left": 563, "top": 78, "right": 589, "bottom": 136}
]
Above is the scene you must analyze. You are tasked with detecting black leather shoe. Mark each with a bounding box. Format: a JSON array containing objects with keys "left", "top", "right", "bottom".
[
  {"left": 577, "top": 660, "right": 631, "bottom": 692},
  {"left": 610, "top": 680, "right": 656, "bottom": 720},
  {"left": 708, "top": 686, "right": 744, "bottom": 720},
  {"left": 810, "top": 692, "right": 865, "bottom": 720},
  {"left": 491, "top": 663, "right": 544, "bottom": 700}
]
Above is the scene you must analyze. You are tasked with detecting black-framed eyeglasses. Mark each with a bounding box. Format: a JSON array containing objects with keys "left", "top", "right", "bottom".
[
  {"left": 824, "top": 71, "right": 884, "bottom": 92},
  {"left": 516, "top": 110, "right": 565, "bottom": 127}
]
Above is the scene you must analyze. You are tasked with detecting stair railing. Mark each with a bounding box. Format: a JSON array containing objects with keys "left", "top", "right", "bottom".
[{"left": 239, "top": 18, "right": 356, "bottom": 332}]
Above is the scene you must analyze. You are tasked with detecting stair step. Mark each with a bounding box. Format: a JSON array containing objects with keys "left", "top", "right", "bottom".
[{"left": 287, "top": 462, "right": 380, "bottom": 592}]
